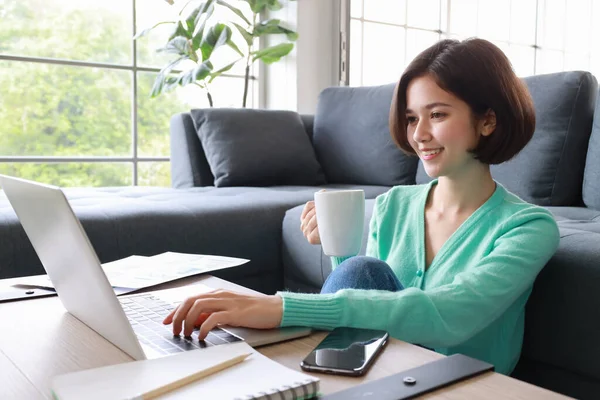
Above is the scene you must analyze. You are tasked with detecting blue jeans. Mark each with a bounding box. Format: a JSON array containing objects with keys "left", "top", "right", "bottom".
[
  {"left": 320, "top": 256, "right": 435, "bottom": 350},
  {"left": 320, "top": 256, "right": 404, "bottom": 294}
]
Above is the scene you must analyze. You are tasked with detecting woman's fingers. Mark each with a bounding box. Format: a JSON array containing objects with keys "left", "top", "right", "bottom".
[
  {"left": 300, "top": 201, "right": 315, "bottom": 230},
  {"left": 171, "top": 294, "right": 218, "bottom": 335},
  {"left": 181, "top": 298, "right": 223, "bottom": 336},
  {"left": 162, "top": 307, "right": 177, "bottom": 325},
  {"left": 198, "top": 312, "right": 231, "bottom": 340},
  {"left": 195, "top": 312, "right": 211, "bottom": 327},
  {"left": 302, "top": 209, "right": 316, "bottom": 235}
]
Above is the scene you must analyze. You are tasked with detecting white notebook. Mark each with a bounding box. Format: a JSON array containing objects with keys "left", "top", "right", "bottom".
[{"left": 51, "top": 341, "right": 320, "bottom": 400}]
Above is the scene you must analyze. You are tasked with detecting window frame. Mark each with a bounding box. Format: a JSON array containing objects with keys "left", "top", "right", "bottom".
[
  {"left": 0, "top": 0, "right": 258, "bottom": 186},
  {"left": 343, "top": 0, "right": 598, "bottom": 87}
]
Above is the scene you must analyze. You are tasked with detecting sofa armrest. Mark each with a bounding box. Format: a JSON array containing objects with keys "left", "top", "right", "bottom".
[{"left": 169, "top": 112, "right": 215, "bottom": 188}]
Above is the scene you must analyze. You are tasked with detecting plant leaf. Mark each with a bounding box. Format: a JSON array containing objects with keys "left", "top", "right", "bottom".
[
  {"left": 267, "top": 0, "right": 282, "bottom": 11},
  {"left": 162, "top": 75, "right": 181, "bottom": 92},
  {"left": 177, "top": 0, "right": 194, "bottom": 16},
  {"left": 190, "top": 1, "right": 216, "bottom": 49},
  {"left": 157, "top": 36, "right": 193, "bottom": 57},
  {"left": 253, "top": 19, "right": 298, "bottom": 41},
  {"left": 134, "top": 21, "right": 175, "bottom": 40},
  {"left": 251, "top": 42, "right": 293, "bottom": 64},
  {"left": 192, "top": 0, "right": 216, "bottom": 36},
  {"left": 169, "top": 21, "right": 191, "bottom": 40},
  {"left": 159, "top": 56, "right": 189, "bottom": 75},
  {"left": 150, "top": 72, "right": 166, "bottom": 97},
  {"left": 208, "top": 59, "right": 240, "bottom": 83},
  {"left": 180, "top": 61, "right": 214, "bottom": 86},
  {"left": 248, "top": 0, "right": 270, "bottom": 13},
  {"left": 216, "top": 0, "right": 251, "bottom": 25},
  {"left": 200, "top": 23, "right": 232, "bottom": 60},
  {"left": 232, "top": 22, "right": 253, "bottom": 46},
  {"left": 227, "top": 38, "right": 244, "bottom": 57},
  {"left": 185, "top": 5, "right": 202, "bottom": 34}
]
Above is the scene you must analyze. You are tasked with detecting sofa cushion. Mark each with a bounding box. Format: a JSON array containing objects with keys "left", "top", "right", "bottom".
[
  {"left": 522, "top": 228, "right": 600, "bottom": 383},
  {"left": 417, "top": 72, "right": 598, "bottom": 207},
  {"left": 583, "top": 89, "right": 600, "bottom": 210},
  {"left": 190, "top": 108, "right": 325, "bottom": 187},
  {"left": 312, "top": 84, "right": 419, "bottom": 186},
  {"left": 546, "top": 206, "right": 600, "bottom": 234}
]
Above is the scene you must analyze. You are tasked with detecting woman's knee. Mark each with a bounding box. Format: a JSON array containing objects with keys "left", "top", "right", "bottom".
[
  {"left": 321, "top": 255, "right": 402, "bottom": 293},
  {"left": 336, "top": 256, "right": 392, "bottom": 277}
]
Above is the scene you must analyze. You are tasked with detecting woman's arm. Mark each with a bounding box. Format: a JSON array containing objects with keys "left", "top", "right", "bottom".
[{"left": 280, "top": 215, "right": 559, "bottom": 348}]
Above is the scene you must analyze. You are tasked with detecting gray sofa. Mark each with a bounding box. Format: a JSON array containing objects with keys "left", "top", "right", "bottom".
[{"left": 0, "top": 71, "right": 599, "bottom": 399}]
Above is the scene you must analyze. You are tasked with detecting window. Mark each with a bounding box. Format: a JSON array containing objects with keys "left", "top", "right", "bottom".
[
  {"left": 348, "top": 0, "right": 600, "bottom": 86},
  {"left": 0, "top": 0, "right": 257, "bottom": 187}
]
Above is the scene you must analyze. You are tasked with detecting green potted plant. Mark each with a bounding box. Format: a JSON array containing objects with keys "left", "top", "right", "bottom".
[{"left": 135, "top": 0, "right": 298, "bottom": 107}]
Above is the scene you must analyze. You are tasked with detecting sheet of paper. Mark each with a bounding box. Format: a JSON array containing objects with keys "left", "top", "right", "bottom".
[
  {"left": 14, "top": 253, "right": 249, "bottom": 290},
  {"left": 104, "top": 252, "right": 249, "bottom": 289}
]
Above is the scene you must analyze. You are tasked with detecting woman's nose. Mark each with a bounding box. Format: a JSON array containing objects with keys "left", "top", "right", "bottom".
[{"left": 413, "top": 121, "right": 431, "bottom": 143}]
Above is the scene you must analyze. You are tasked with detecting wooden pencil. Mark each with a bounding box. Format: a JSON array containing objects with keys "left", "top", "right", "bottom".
[{"left": 126, "top": 352, "right": 253, "bottom": 400}]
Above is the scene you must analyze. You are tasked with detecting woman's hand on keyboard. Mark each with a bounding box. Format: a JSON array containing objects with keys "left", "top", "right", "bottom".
[{"left": 162, "top": 290, "right": 283, "bottom": 340}]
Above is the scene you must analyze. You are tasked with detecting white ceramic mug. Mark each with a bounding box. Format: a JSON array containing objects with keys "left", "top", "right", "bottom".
[{"left": 314, "top": 189, "right": 365, "bottom": 257}]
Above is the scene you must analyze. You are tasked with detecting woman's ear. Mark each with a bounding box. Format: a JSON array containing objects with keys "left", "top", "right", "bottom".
[{"left": 479, "top": 109, "right": 497, "bottom": 137}]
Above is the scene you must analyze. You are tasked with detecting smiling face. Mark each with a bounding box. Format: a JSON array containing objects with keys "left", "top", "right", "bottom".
[{"left": 405, "top": 74, "right": 492, "bottom": 179}]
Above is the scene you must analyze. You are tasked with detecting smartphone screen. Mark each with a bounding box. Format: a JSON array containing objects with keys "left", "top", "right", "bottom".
[{"left": 300, "top": 327, "right": 389, "bottom": 376}]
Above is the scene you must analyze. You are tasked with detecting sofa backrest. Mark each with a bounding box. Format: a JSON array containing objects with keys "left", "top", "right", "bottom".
[
  {"left": 312, "top": 84, "right": 419, "bottom": 186},
  {"left": 417, "top": 71, "right": 598, "bottom": 207},
  {"left": 583, "top": 89, "right": 600, "bottom": 210}
]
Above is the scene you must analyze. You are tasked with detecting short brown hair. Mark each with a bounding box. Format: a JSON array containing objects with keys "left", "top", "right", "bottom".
[{"left": 389, "top": 38, "right": 536, "bottom": 164}]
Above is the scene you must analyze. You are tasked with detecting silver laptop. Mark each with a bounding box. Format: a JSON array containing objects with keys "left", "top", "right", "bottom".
[{"left": 0, "top": 174, "right": 311, "bottom": 360}]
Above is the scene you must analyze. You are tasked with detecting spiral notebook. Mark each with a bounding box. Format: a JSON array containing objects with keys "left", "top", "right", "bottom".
[{"left": 51, "top": 341, "right": 320, "bottom": 400}]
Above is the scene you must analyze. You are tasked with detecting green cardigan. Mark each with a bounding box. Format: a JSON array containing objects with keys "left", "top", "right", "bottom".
[{"left": 278, "top": 180, "right": 560, "bottom": 374}]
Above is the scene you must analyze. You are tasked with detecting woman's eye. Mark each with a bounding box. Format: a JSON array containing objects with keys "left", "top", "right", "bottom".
[
  {"left": 431, "top": 112, "right": 445, "bottom": 119},
  {"left": 406, "top": 116, "right": 417, "bottom": 124}
]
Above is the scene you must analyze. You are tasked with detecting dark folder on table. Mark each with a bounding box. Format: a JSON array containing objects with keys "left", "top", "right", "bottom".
[{"left": 320, "top": 353, "right": 494, "bottom": 400}]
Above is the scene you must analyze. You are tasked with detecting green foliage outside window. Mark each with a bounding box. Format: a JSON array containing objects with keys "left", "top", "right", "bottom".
[{"left": 0, "top": 0, "right": 245, "bottom": 187}]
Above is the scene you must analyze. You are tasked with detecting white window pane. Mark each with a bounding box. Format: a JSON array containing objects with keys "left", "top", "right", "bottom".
[
  {"left": 351, "top": 0, "right": 362, "bottom": 18},
  {"left": 406, "top": 29, "right": 440, "bottom": 64},
  {"left": 138, "top": 72, "right": 206, "bottom": 157},
  {"left": 593, "top": 2, "right": 600, "bottom": 77},
  {"left": 363, "top": 23, "right": 405, "bottom": 86},
  {"left": 538, "top": 0, "right": 565, "bottom": 50},
  {"left": 449, "top": 0, "right": 478, "bottom": 37},
  {"left": 491, "top": 41, "right": 510, "bottom": 58},
  {"left": 591, "top": 53, "right": 600, "bottom": 80},
  {"left": 137, "top": 0, "right": 180, "bottom": 67},
  {"left": 510, "top": 0, "right": 536, "bottom": 44},
  {"left": 2, "top": 0, "right": 131, "bottom": 64},
  {"left": 594, "top": 0, "right": 600, "bottom": 46},
  {"left": 565, "top": 0, "right": 591, "bottom": 53},
  {"left": 508, "top": 45, "right": 535, "bottom": 77},
  {"left": 138, "top": 162, "right": 171, "bottom": 187},
  {"left": 364, "top": 0, "right": 406, "bottom": 25},
  {"left": 442, "top": 33, "right": 467, "bottom": 41},
  {"left": 536, "top": 49, "right": 564, "bottom": 74},
  {"left": 407, "top": 0, "right": 440, "bottom": 30},
  {"left": 349, "top": 20, "right": 363, "bottom": 87},
  {"left": 478, "top": 0, "right": 510, "bottom": 42},
  {"left": 0, "top": 60, "right": 131, "bottom": 157},
  {"left": 564, "top": 53, "right": 590, "bottom": 72}
]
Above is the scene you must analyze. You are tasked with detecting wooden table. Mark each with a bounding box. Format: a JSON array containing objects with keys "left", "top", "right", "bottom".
[{"left": 0, "top": 275, "right": 570, "bottom": 399}]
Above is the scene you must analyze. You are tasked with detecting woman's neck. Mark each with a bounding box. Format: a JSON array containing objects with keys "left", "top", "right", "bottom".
[{"left": 428, "top": 165, "right": 496, "bottom": 215}]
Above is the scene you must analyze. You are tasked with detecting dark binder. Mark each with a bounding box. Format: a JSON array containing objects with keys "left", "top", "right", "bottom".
[{"left": 319, "top": 353, "right": 494, "bottom": 400}]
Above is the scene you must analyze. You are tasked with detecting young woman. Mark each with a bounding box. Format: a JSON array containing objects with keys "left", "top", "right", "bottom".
[{"left": 163, "top": 38, "right": 560, "bottom": 375}]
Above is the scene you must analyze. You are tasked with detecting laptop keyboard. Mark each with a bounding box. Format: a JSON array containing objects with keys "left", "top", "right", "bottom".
[{"left": 119, "top": 293, "right": 242, "bottom": 355}]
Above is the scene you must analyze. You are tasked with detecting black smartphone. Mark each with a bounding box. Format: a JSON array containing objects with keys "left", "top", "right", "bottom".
[{"left": 300, "top": 327, "right": 389, "bottom": 376}]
